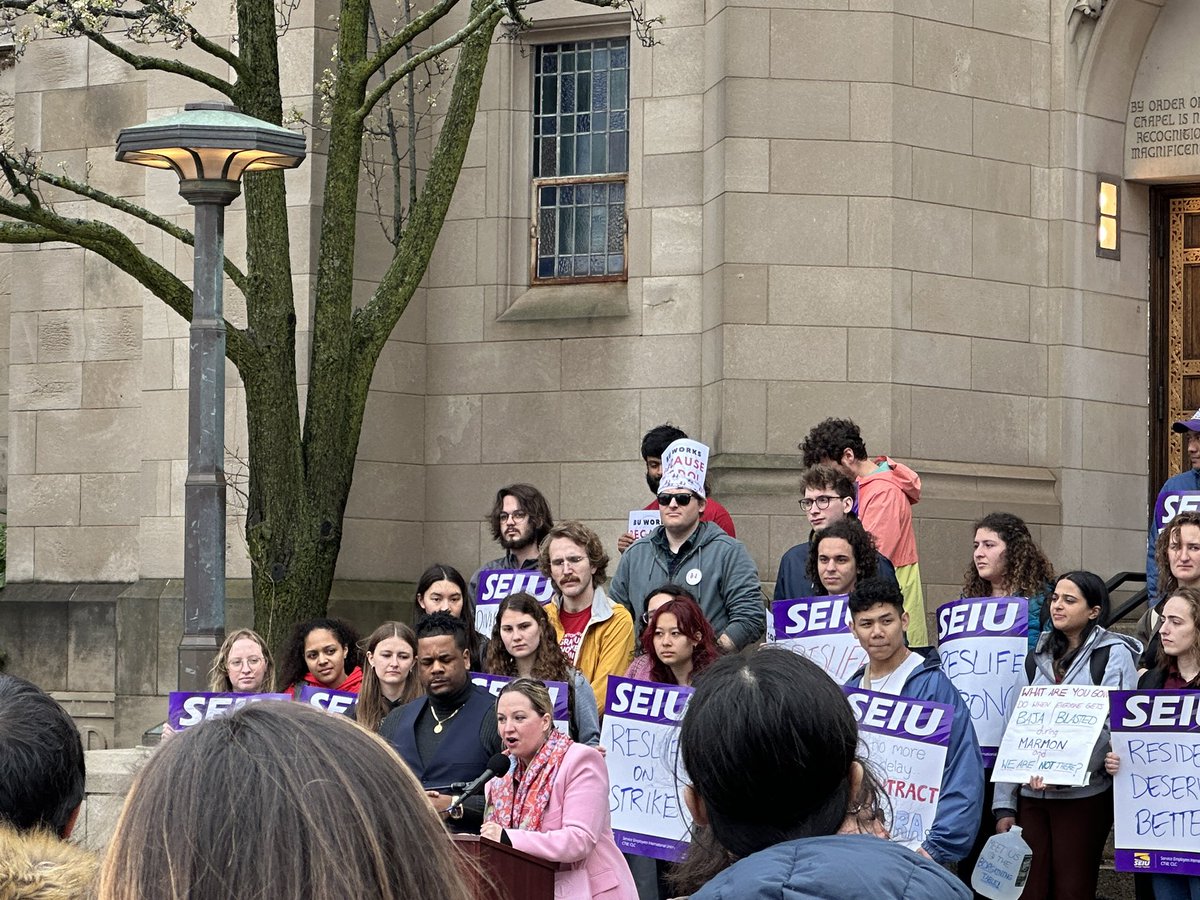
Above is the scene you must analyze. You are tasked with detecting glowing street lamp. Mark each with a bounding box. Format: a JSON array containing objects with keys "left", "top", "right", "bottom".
[{"left": 116, "top": 102, "right": 305, "bottom": 690}]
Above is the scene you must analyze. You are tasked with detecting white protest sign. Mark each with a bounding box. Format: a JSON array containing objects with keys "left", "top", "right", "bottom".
[
  {"left": 602, "top": 676, "right": 693, "bottom": 862},
  {"left": 937, "top": 596, "right": 1028, "bottom": 765},
  {"left": 474, "top": 568, "right": 555, "bottom": 637},
  {"left": 992, "top": 685, "right": 1110, "bottom": 786},
  {"left": 845, "top": 688, "right": 953, "bottom": 851},
  {"left": 659, "top": 439, "right": 707, "bottom": 496},
  {"left": 470, "top": 672, "right": 571, "bottom": 736},
  {"left": 1110, "top": 690, "right": 1200, "bottom": 875},
  {"left": 628, "top": 509, "right": 661, "bottom": 540},
  {"left": 769, "top": 594, "right": 867, "bottom": 683}
]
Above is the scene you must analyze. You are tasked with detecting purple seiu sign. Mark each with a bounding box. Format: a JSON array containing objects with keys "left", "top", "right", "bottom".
[
  {"left": 844, "top": 687, "right": 953, "bottom": 852},
  {"left": 1153, "top": 490, "right": 1200, "bottom": 532},
  {"left": 769, "top": 594, "right": 867, "bottom": 684},
  {"left": 470, "top": 672, "right": 571, "bottom": 734},
  {"left": 601, "top": 677, "right": 694, "bottom": 863},
  {"left": 474, "top": 569, "right": 555, "bottom": 637},
  {"left": 296, "top": 684, "right": 358, "bottom": 715},
  {"left": 168, "top": 691, "right": 292, "bottom": 730},
  {"left": 937, "top": 596, "right": 1028, "bottom": 766},
  {"left": 1111, "top": 690, "right": 1200, "bottom": 876}
]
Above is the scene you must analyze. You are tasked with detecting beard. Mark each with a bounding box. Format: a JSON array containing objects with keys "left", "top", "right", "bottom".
[
  {"left": 500, "top": 528, "right": 535, "bottom": 551},
  {"left": 646, "top": 472, "right": 661, "bottom": 494}
]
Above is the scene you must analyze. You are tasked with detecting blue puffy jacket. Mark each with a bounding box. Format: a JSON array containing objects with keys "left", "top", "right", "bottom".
[
  {"left": 691, "top": 833, "right": 971, "bottom": 900},
  {"left": 846, "top": 648, "right": 985, "bottom": 864}
]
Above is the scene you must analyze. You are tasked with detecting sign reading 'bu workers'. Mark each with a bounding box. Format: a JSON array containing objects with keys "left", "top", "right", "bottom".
[
  {"left": 769, "top": 594, "right": 867, "bottom": 683},
  {"left": 937, "top": 596, "right": 1028, "bottom": 766},
  {"left": 474, "top": 569, "right": 555, "bottom": 636}
]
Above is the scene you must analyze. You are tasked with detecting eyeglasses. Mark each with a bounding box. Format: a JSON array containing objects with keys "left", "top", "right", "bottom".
[
  {"left": 799, "top": 495, "right": 842, "bottom": 512},
  {"left": 550, "top": 554, "right": 587, "bottom": 570},
  {"left": 498, "top": 510, "right": 529, "bottom": 523},
  {"left": 657, "top": 493, "right": 695, "bottom": 507},
  {"left": 227, "top": 657, "right": 264, "bottom": 670}
]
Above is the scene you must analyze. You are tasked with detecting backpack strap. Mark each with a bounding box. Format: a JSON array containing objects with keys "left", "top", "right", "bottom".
[
  {"left": 1089, "top": 644, "right": 1111, "bottom": 686},
  {"left": 1024, "top": 651, "right": 1036, "bottom": 683}
]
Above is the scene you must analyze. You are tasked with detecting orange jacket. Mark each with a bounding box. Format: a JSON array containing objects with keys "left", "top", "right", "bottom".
[{"left": 857, "top": 457, "right": 921, "bottom": 568}]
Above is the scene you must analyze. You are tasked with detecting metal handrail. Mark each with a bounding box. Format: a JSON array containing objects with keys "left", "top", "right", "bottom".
[{"left": 1104, "top": 571, "right": 1149, "bottom": 624}]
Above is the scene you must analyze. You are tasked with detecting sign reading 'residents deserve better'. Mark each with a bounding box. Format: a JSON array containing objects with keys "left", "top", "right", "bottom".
[
  {"left": 1110, "top": 690, "right": 1200, "bottom": 876},
  {"left": 601, "top": 676, "right": 693, "bottom": 862}
]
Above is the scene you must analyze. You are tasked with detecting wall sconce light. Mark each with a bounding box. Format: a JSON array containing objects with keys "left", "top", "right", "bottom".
[{"left": 1097, "top": 175, "right": 1119, "bottom": 260}]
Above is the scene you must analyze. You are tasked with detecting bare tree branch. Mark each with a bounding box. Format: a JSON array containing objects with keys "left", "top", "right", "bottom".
[
  {"left": 358, "top": 0, "right": 460, "bottom": 84},
  {"left": 0, "top": 194, "right": 257, "bottom": 371},
  {"left": 358, "top": 0, "right": 504, "bottom": 121},
  {"left": 2, "top": 153, "right": 251, "bottom": 296},
  {"left": 81, "top": 27, "right": 238, "bottom": 97}
]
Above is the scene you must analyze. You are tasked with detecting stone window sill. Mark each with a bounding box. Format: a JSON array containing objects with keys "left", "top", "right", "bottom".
[{"left": 497, "top": 281, "right": 629, "bottom": 322}]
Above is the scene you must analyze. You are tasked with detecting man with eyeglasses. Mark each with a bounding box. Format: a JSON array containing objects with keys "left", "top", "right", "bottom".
[
  {"left": 468, "top": 483, "right": 555, "bottom": 604},
  {"left": 538, "top": 521, "right": 634, "bottom": 712},
  {"left": 774, "top": 464, "right": 898, "bottom": 602},
  {"left": 609, "top": 439, "right": 765, "bottom": 652}
]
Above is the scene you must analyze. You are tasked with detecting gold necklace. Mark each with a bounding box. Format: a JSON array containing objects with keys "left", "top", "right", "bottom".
[{"left": 431, "top": 703, "right": 464, "bottom": 734}]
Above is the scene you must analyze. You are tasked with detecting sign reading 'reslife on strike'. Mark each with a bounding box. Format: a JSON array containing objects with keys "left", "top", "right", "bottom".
[
  {"left": 937, "top": 596, "right": 1028, "bottom": 766},
  {"left": 167, "top": 692, "right": 292, "bottom": 730},
  {"left": 474, "top": 569, "right": 555, "bottom": 638},
  {"left": 1110, "top": 690, "right": 1200, "bottom": 876},
  {"left": 601, "top": 676, "right": 693, "bottom": 862},
  {"left": 845, "top": 687, "right": 952, "bottom": 852},
  {"left": 769, "top": 594, "right": 867, "bottom": 683},
  {"left": 992, "top": 685, "right": 1110, "bottom": 787}
]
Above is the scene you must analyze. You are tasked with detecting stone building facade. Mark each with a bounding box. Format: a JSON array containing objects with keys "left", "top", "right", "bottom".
[{"left": 0, "top": 1, "right": 1190, "bottom": 744}]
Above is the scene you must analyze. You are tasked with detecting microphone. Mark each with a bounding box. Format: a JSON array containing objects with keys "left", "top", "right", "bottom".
[{"left": 446, "top": 753, "right": 510, "bottom": 816}]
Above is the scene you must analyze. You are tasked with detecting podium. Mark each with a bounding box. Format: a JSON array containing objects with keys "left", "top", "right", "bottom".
[{"left": 452, "top": 834, "right": 555, "bottom": 900}]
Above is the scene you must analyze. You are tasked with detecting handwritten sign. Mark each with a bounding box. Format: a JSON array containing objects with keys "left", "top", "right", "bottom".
[
  {"left": 296, "top": 684, "right": 359, "bottom": 715},
  {"left": 938, "top": 596, "right": 1028, "bottom": 766},
  {"left": 845, "top": 688, "right": 952, "bottom": 851},
  {"left": 628, "top": 510, "right": 661, "bottom": 540},
  {"left": 1153, "top": 490, "right": 1200, "bottom": 533},
  {"left": 471, "top": 672, "right": 570, "bottom": 735},
  {"left": 769, "top": 594, "right": 867, "bottom": 683},
  {"left": 992, "top": 685, "right": 1110, "bottom": 787},
  {"left": 601, "top": 676, "right": 693, "bottom": 862},
  {"left": 1110, "top": 690, "right": 1200, "bottom": 876},
  {"left": 474, "top": 568, "right": 555, "bottom": 637},
  {"left": 167, "top": 691, "right": 291, "bottom": 730}
]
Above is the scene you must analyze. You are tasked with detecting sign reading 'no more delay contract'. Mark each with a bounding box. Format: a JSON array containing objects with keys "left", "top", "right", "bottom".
[{"left": 845, "top": 687, "right": 952, "bottom": 852}]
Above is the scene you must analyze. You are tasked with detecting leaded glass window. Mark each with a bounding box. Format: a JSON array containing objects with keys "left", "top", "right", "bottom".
[{"left": 531, "top": 38, "right": 629, "bottom": 283}]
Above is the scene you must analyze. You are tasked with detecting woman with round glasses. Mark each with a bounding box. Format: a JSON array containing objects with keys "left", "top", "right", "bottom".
[{"left": 208, "top": 628, "right": 275, "bottom": 694}]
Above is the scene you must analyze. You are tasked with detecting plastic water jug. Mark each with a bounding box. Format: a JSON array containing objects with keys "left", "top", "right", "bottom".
[{"left": 971, "top": 825, "right": 1033, "bottom": 900}]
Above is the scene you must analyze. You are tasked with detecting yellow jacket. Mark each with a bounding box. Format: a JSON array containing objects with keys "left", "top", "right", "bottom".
[{"left": 545, "top": 586, "right": 634, "bottom": 713}]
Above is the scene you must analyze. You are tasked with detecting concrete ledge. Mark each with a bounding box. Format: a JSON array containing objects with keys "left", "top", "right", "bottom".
[
  {"left": 498, "top": 281, "right": 629, "bottom": 321},
  {"left": 75, "top": 747, "right": 151, "bottom": 851}
]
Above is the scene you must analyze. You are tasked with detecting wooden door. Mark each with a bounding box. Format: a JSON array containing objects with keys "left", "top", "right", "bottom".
[{"left": 1151, "top": 188, "right": 1200, "bottom": 495}]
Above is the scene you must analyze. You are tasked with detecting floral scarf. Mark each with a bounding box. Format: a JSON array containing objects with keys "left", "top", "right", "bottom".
[{"left": 486, "top": 729, "right": 572, "bottom": 833}]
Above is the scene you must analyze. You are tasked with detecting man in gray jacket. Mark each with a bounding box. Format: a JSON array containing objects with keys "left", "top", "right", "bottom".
[{"left": 608, "top": 439, "right": 765, "bottom": 651}]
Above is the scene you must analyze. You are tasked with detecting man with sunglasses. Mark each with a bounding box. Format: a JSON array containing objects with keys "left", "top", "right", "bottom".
[
  {"left": 609, "top": 440, "right": 765, "bottom": 652},
  {"left": 773, "top": 464, "right": 898, "bottom": 602}
]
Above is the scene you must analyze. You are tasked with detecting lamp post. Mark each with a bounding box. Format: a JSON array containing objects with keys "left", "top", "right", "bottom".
[{"left": 116, "top": 102, "right": 306, "bottom": 691}]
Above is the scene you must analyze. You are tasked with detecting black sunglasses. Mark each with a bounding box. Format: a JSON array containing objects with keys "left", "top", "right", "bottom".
[{"left": 657, "top": 492, "right": 695, "bottom": 507}]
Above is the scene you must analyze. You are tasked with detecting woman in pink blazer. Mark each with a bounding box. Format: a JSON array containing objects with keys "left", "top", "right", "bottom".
[{"left": 482, "top": 679, "right": 637, "bottom": 900}]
